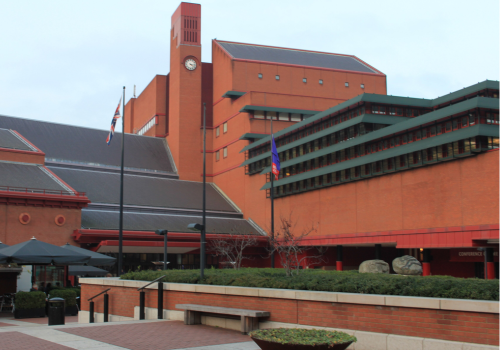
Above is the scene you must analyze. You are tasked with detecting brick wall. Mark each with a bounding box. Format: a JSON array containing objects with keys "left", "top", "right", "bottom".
[{"left": 81, "top": 283, "right": 499, "bottom": 346}]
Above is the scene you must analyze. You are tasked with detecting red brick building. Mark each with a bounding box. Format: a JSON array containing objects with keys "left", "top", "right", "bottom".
[{"left": 1, "top": 2, "right": 498, "bottom": 279}]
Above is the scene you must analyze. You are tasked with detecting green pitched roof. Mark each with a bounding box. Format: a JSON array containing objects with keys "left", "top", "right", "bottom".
[
  {"left": 239, "top": 105, "right": 319, "bottom": 115},
  {"left": 257, "top": 96, "right": 498, "bottom": 174},
  {"left": 240, "top": 80, "right": 499, "bottom": 154},
  {"left": 240, "top": 114, "right": 409, "bottom": 167}
]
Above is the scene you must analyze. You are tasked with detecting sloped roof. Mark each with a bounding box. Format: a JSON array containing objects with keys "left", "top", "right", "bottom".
[
  {"left": 48, "top": 166, "right": 238, "bottom": 213},
  {"left": 81, "top": 210, "right": 260, "bottom": 235},
  {"left": 0, "top": 115, "right": 175, "bottom": 174},
  {"left": 216, "top": 40, "right": 381, "bottom": 74},
  {"left": 0, "top": 162, "right": 70, "bottom": 193},
  {"left": 0, "top": 129, "right": 36, "bottom": 152}
]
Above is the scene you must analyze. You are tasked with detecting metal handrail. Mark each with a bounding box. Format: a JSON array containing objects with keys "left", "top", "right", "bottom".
[
  {"left": 137, "top": 275, "right": 167, "bottom": 291},
  {"left": 88, "top": 288, "right": 111, "bottom": 301}
]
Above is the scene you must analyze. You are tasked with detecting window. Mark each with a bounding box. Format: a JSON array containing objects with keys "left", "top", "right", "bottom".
[
  {"left": 266, "top": 111, "right": 277, "bottom": 120},
  {"left": 223, "top": 147, "right": 227, "bottom": 158},
  {"left": 223, "top": 122, "right": 227, "bottom": 133},
  {"left": 216, "top": 150, "right": 220, "bottom": 161},
  {"left": 319, "top": 79, "right": 323, "bottom": 85},
  {"left": 278, "top": 112, "right": 289, "bottom": 121},
  {"left": 216, "top": 126, "right": 220, "bottom": 137},
  {"left": 361, "top": 84, "right": 365, "bottom": 89},
  {"left": 254, "top": 111, "right": 265, "bottom": 119},
  {"left": 345, "top": 82, "right": 349, "bottom": 87},
  {"left": 258, "top": 73, "right": 263, "bottom": 79},
  {"left": 275, "top": 75, "right": 280, "bottom": 80},
  {"left": 303, "top": 78, "right": 307, "bottom": 83}
]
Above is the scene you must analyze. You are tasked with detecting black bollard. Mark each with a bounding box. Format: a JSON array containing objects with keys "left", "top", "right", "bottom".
[
  {"left": 158, "top": 282, "right": 163, "bottom": 319},
  {"left": 103, "top": 293, "right": 109, "bottom": 322},
  {"left": 139, "top": 291, "right": 145, "bottom": 320},
  {"left": 89, "top": 301, "right": 94, "bottom": 323}
]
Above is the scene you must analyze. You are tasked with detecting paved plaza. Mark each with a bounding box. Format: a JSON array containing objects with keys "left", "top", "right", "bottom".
[{"left": 0, "top": 314, "right": 260, "bottom": 350}]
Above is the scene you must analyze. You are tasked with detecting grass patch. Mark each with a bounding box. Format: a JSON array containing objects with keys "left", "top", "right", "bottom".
[
  {"left": 250, "top": 328, "right": 356, "bottom": 346},
  {"left": 120, "top": 268, "right": 499, "bottom": 301}
]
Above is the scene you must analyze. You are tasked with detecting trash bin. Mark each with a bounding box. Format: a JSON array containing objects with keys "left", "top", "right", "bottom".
[{"left": 48, "top": 297, "right": 65, "bottom": 326}]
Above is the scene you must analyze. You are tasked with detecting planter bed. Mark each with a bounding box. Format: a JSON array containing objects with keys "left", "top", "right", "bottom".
[{"left": 14, "top": 308, "right": 46, "bottom": 319}]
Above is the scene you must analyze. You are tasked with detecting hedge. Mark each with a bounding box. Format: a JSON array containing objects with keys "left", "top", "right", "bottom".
[
  {"left": 120, "top": 268, "right": 499, "bottom": 301},
  {"left": 49, "top": 289, "right": 77, "bottom": 307},
  {"left": 15, "top": 291, "right": 46, "bottom": 310}
]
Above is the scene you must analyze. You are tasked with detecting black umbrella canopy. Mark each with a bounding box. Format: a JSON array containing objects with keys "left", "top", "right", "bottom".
[
  {"left": 0, "top": 250, "right": 7, "bottom": 264},
  {"left": 0, "top": 237, "right": 90, "bottom": 265},
  {"left": 0, "top": 241, "right": 9, "bottom": 250},
  {"left": 60, "top": 243, "right": 116, "bottom": 266},
  {"left": 69, "top": 265, "right": 109, "bottom": 276}
]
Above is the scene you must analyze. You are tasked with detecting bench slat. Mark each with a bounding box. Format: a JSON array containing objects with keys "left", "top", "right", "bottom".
[{"left": 176, "top": 304, "right": 270, "bottom": 317}]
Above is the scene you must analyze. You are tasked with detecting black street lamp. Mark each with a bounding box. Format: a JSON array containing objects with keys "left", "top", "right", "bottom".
[{"left": 155, "top": 230, "right": 168, "bottom": 271}]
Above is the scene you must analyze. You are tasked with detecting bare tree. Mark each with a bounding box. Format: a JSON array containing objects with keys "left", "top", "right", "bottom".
[
  {"left": 209, "top": 232, "right": 258, "bottom": 270},
  {"left": 268, "top": 214, "right": 324, "bottom": 277}
]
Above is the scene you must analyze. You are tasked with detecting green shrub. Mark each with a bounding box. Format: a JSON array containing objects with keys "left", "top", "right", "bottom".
[
  {"left": 49, "top": 289, "right": 77, "bottom": 307},
  {"left": 120, "top": 268, "right": 499, "bottom": 301},
  {"left": 15, "top": 291, "right": 46, "bottom": 310},
  {"left": 250, "top": 328, "right": 356, "bottom": 346}
]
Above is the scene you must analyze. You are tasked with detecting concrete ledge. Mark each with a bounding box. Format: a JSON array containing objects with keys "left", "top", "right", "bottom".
[
  {"left": 80, "top": 278, "right": 499, "bottom": 314},
  {"left": 385, "top": 295, "right": 440, "bottom": 309},
  {"left": 78, "top": 310, "right": 134, "bottom": 324}
]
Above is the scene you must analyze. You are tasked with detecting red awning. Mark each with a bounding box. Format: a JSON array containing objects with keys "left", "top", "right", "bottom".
[{"left": 94, "top": 240, "right": 200, "bottom": 254}]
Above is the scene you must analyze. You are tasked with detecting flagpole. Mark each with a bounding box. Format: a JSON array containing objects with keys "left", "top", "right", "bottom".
[
  {"left": 118, "top": 86, "right": 125, "bottom": 276},
  {"left": 270, "top": 116, "right": 275, "bottom": 268}
]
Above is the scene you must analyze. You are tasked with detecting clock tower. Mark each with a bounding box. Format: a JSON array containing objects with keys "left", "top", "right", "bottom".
[{"left": 168, "top": 2, "right": 203, "bottom": 181}]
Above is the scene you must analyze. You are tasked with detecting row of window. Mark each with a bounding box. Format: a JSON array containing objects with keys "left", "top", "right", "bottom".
[
  {"left": 268, "top": 137, "right": 499, "bottom": 198},
  {"left": 252, "top": 111, "right": 310, "bottom": 122},
  {"left": 136, "top": 117, "right": 156, "bottom": 136},
  {"left": 215, "top": 122, "right": 228, "bottom": 137},
  {"left": 248, "top": 111, "right": 492, "bottom": 176},
  {"left": 248, "top": 104, "right": 431, "bottom": 158}
]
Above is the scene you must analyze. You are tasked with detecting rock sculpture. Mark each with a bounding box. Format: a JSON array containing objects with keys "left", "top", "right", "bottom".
[
  {"left": 392, "top": 255, "right": 422, "bottom": 275},
  {"left": 359, "top": 259, "right": 389, "bottom": 274}
]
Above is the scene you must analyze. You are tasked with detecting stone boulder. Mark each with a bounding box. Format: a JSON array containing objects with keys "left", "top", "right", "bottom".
[
  {"left": 359, "top": 260, "right": 389, "bottom": 274},
  {"left": 392, "top": 255, "right": 422, "bottom": 275}
]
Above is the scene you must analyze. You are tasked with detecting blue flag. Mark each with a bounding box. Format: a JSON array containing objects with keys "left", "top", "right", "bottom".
[{"left": 271, "top": 135, "right": 280, "bottom": 180}]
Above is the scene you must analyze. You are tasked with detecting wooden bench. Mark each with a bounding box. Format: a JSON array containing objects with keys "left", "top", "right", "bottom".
[{"left": 176, "top": 304, "right": 270, "bottom": 334}]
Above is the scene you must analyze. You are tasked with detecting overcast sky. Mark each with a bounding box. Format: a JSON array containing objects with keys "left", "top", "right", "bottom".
[{"left": 1, "top": 0, "right": 498, "bottom": 131}]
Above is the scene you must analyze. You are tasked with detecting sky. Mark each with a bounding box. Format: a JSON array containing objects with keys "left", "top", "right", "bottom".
[{"left": 1, "top": 0, "right": 498, "bottom": 131}]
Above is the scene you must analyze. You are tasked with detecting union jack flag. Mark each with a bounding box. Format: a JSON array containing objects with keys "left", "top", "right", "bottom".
[{"left": 106, "top": 97, "right": 121, "bottom": 145}]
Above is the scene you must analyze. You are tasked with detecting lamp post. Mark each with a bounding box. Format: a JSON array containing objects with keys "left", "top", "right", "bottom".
[
  {"left": 155, "top": 230, "right": 168, "bottom": 270},
  {"left": 187, "top": 223, "right": 205, "bottom": 278}
]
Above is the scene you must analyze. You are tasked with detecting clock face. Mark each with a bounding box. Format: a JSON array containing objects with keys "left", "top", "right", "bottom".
[{"left": 185, "top": 58, "right": 197, "bottom": 71}]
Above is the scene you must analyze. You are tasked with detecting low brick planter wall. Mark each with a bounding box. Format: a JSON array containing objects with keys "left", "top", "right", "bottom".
[{"left": 80, "top": 278, "right": 499, "bottom": 349}]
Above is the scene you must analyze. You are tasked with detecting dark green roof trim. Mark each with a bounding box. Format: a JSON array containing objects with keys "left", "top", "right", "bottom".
[
  {"left": 240, "top": 80, "right": 499, "bottom": 154},
  {"left": 257, "top": 97, "right": 498, "bottom": 174},
  {"left": 239, "top": 133, "right": 269, "bottom": 141},
  {"left": 260, "top": 124, "right": 498, "bottom": 190},
  {"left": 222, "top": 91, "right": 247, "bottom": 98},
  {"left": 239, "top": 105, "right": 319, "bottom": 115},
  {"left": 432, "top": 80, "right": 499, "bottom": 107},
  {"left": 240, "top": 114, "right": 408, "bottom": 167}
]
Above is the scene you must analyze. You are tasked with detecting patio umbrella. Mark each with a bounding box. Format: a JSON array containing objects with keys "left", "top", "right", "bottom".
[
  {"left": 60, "top": 243, "right": 116, "bottom": 266},
  {"left": 69, "top": 265, "right": 109, "bottom": 277},
  {"left": 0, "top": 237, "right": 90, "bottom": 265},
  {"left": 0, "top": 241, "right": 9, "bottom": 249},
  {"left": 0, "top": 250, "right": 7, "bottom": 264}
]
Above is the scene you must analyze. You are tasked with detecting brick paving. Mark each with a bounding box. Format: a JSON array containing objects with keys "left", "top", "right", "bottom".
[
  {"left": 0, "top": 321, "right": 17, "bottom": 327},
  {"left": 0, "top": 331, "right": 74, "bottom": 350},
  {"left": 62, "top": 320, "right": 252, "bottom": 350}
]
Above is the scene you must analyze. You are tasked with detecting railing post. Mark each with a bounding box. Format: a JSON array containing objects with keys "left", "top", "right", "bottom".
[
  {"left": 103, "top": 293, "right": 109, "bottom": 322},
  {"left": 89, "top": 301, "right": 94, "bottom": 323},
  {"left": 157, "top": 282, "right": 163, "bottom": 319},
  {"left": 139, "top": 291, "right": 145, "bottom": 320}
]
